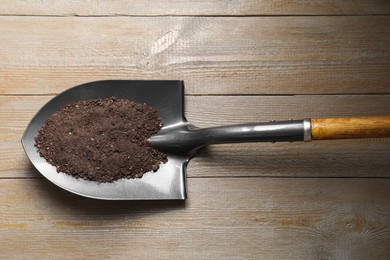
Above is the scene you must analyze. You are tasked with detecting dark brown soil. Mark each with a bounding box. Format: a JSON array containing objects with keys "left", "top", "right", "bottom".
[{"left": 35, "top": 97, "right": 167, "bottom": 183}]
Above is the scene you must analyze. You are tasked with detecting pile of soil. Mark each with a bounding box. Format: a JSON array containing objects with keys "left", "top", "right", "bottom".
[{"left": 35, "top": 97, "right": 167, "bottom": 183}]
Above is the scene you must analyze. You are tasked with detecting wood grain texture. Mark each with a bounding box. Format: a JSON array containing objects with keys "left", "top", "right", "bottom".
[
  {"left": 0, "top": 178, "right": 389, "bottom": 259},
  {"left": 2, "top": 95, "right": 389, "bottom": 178},
  {"left": 312, "top": 116, "right": 390, "bottom": 140},
  {"left": 2, "top": 2, "right": 390, "bottom": 258},
  {"left": 0, "top": 16, "right": 389, "bottom": 95},
  {"left": 1, "top": 0, "right": 389, "bottom": 16}
]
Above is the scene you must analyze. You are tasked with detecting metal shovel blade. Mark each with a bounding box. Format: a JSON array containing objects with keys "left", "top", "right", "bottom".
[
  {"left": 23, "top": 80, "right": 309, "bottom": 200},
  {"left": 22, "top": 80, "right": 188, "bottom": 200}
]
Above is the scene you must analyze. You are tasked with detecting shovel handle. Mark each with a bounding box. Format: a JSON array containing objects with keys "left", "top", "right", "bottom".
[
  {"left": 150, "top": 115, "right": 390, "bottom": 155},
  {"left": 311, "top": 116, "right": 390, "bottom": 140}
]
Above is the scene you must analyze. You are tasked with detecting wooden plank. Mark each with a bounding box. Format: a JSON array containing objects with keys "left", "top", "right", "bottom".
[
  {"left": 0, "top": 96, "right": 47, "bottom": 178},
  {"left": 0, "top": 178, "right": 389, "bottom": 259},
  {"left": 0, "top": 0, "right": 389, "bottom": 16},
  {"left": 0, "top": 16, "right": 389, "bottom": 95},
  {"left": 185, "top": 95, "right": 390, "bottom": 127},
  {"left": 2, "top": 95, "right": 389, "bottom": 178},
  {"left": 189, "top": 140, "right": 390, "bottom": 178},
  {"left": 186, "top": 96, "right": 390, "bottom": 178}
]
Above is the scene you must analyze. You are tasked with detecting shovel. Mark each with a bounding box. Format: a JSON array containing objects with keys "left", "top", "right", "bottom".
[{"left": 22, "top": 80, "right": 390, "bottom": 200}]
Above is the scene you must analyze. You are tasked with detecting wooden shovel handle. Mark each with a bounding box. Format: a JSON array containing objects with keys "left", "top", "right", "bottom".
[{"left": 311, "top": 116, "right": 390, "bottom": 140}]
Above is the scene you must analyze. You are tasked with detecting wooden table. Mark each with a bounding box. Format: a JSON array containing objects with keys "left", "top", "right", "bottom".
[{"left": 1, "top": 1, "right": 389, "bottom": 259}]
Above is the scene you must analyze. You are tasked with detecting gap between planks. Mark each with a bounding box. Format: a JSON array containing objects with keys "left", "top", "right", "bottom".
[
  {"left": 1, "top": 93, "right": 389, "bottom": 97},
  {"left": 1, "top": 14, "right": 390, "bottom": 18},
  {"left": 1, "top": 176, "right": 390, "bottom": 180}
]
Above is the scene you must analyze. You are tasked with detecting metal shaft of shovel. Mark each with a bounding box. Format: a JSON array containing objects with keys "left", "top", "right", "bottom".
[
  {"left": 149, "top": 119, "right": 312, "bottom": 156},
  {"left": 150, "top": 115, "right": 390, "bottom": 156}
]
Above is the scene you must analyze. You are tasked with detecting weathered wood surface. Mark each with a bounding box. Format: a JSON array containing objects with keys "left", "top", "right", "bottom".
[
  {"left": 1, "top": 0, "right": 389, "bottom": 16},
  {"left": 1, "top": 95, "right": 389, "bottom": 179},
  {"left": 0, "top": 16, "right": 389, "bottom": 95},
  {"left": 0, "top": 178, "right": 389, "bottom": 259},
  {"left": 1, "top": 1, "right": 390, "bottom": 259}
]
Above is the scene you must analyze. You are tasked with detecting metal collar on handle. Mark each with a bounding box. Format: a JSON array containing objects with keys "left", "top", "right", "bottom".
[{"left": 303, "top": 118, "right": 312, "bottom": 142}]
